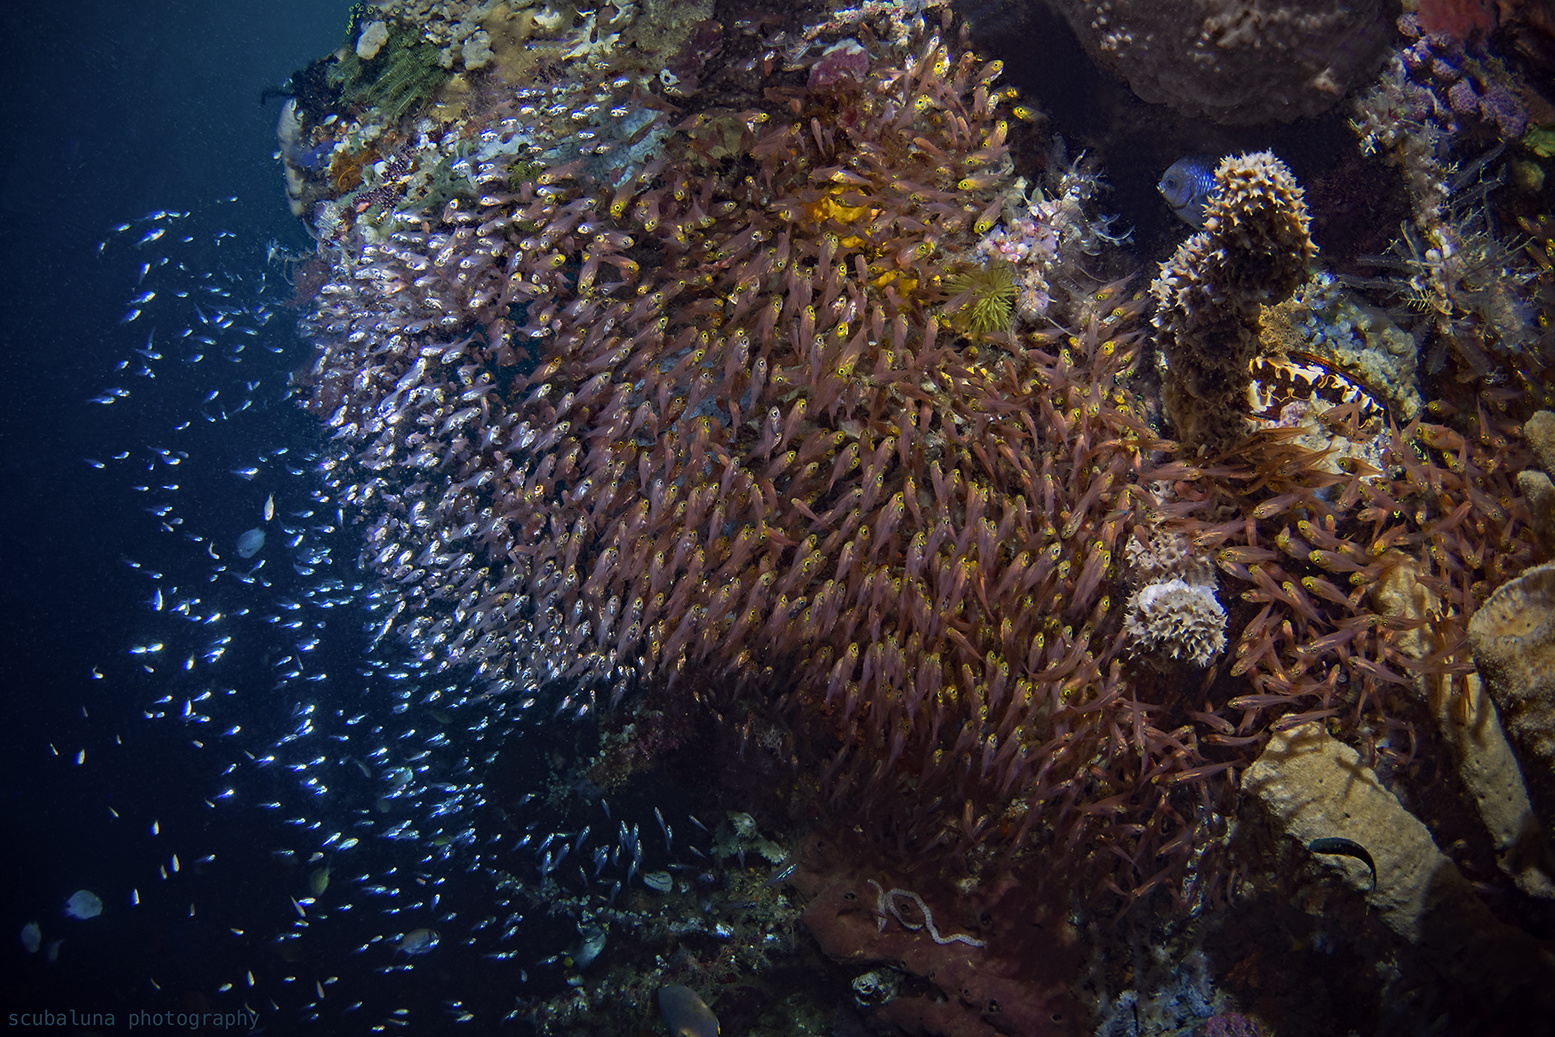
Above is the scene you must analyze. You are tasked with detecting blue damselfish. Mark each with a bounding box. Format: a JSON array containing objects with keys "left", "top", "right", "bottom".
[{"left": 1158, "top": 155, "right": 1219, "bottom": 228}]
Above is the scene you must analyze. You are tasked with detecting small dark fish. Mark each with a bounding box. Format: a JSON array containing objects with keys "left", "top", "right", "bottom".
[
  {"left": 395, "top": 928, "right": 439, "bottom": 956},
  {"left": 763, "top": 860, "right": 797, "bottom": 887},
  {"left": 1158, "top": 156, "right": 1219, "bottom": 228},
  {"left": 1308, "top": 837, "right": 1377, "bottom": 888}
]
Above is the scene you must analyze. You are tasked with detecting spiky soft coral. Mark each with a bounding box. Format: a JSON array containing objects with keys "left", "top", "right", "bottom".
[{"left": 945, "top": 260, "right": 1017, "bottom": 337}]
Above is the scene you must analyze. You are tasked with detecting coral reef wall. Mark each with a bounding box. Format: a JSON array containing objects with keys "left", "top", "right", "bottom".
[
  {"left": 289, "top": 0, "right": 1555, "bottom": 927},
  {"left": 299, "top": 1, "right": 1206, "bottom": 897},
  {"left": 278, "top": 8, "right": 1555, "bottom": 1033}
]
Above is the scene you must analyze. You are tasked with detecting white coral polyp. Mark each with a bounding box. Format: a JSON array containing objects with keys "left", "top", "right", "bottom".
[{"left": 1124, "top": 578, "right": 1227, "bottom": 666}]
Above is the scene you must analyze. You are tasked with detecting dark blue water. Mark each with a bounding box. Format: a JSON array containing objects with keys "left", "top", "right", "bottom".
[{"left": 0, "top": 2, "right": 430, "bottom": 1029}]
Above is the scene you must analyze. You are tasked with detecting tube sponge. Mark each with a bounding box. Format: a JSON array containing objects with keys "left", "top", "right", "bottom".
[
  {"left": 1245, "top": 723, "right": 1555, "bottom": 1018},
  {"left": 1468, "top": 560, "right": 1555, "bottom": 837},
  {"left": 1150, "top": 151, "right": 1316, "bottom": 455}
]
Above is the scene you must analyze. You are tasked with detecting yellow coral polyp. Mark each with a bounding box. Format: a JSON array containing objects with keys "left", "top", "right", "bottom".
[{"left": 806, "top": 188, "right": 876, "bottom": 228}]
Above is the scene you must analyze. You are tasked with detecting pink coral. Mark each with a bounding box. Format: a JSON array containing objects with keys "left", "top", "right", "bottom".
[
  {"left": 1416, "top": 0, "right": 1497, "bottom": 39},
  {"left": 808, "top": 38, "right": 870, "bottom": 88}
]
